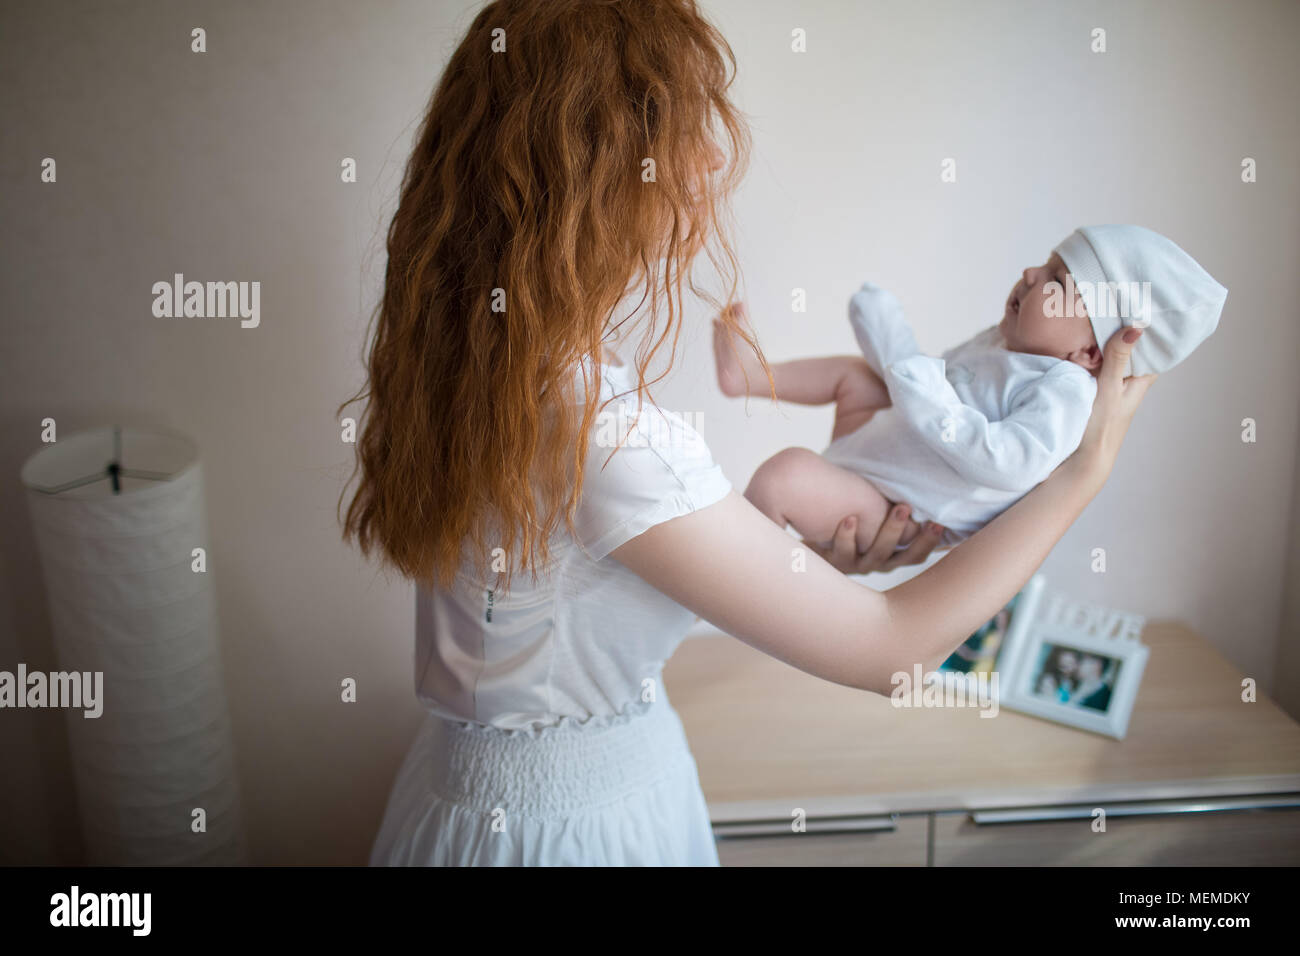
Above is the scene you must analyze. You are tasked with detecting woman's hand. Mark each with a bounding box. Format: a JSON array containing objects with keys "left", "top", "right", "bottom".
[
  {"left": 1068, "top": 326, "right": 1158, "bottom": 483},
  {"left": 802, "top": 506, "right": 947, "bottom": 575}
]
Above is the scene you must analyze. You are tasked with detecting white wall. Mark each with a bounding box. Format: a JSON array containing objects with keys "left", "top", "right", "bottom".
[
  {"left": 1275, "top": 417, "right": 1300, "bottom": 720},
  {"left": 2, "top": 0, "right": 1296, "bottom": 864}
]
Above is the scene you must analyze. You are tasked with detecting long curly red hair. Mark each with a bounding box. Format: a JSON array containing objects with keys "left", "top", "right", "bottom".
[{"left": 337, "top": 0, "right": 763, "bottom": 593}]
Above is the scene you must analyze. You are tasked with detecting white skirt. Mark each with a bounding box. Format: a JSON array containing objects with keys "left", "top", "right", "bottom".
[{"left": 368, "top": 693, "right": 719, "bottom": 866}]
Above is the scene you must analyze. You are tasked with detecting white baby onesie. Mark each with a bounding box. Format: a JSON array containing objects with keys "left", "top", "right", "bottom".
[{"left": 822, "top": 282, "right": 1098, "bottom": 548}]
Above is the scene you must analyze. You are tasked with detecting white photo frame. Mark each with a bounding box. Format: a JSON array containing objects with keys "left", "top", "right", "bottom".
[
  {"left": 995, "top": 573, "right": 1047, "bottom": 681},
  {"left": 996, "top": 575, "right": 1149, "bottom": 739}
]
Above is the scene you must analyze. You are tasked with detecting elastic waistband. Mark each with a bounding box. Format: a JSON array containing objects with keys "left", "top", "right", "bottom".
[{"left": 423, "top": 696, "right": 695, "bottom": 818}]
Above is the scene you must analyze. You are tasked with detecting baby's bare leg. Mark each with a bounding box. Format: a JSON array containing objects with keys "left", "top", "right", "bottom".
[
  {"left": 744, "top": 447, "right": 921, "bottom": 553},
  {"left": 713, "top": 317, "right": 888, "bottom": 442}
]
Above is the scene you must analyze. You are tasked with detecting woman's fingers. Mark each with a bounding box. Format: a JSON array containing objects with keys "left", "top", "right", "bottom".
[
  {"left": 805, "top": 508, "right": 945, "bottom": 574},
  {"left": 1124, "top": 371, "right": 1158, "bottom": 401},
  {"left": 856, "top": 504, "right": 912, "bottom": 572},
  {"left": 1076, "top": 326, "right": 1158, "bottom": 471},
  {"left": 1105, "top": 328, "right": 1159, "bottom": 410},
  {"left": 799, "top": 516, "right": 856, "bottom": 572},
  {"left": 1098, "top": 325, "right": 1143, "bottom": 389},
  {"left": 827, "top": 515, "right": 859, "bottom": 570},
  {"left": 877, "top": 520, "right": 946, "bottom": 573}
]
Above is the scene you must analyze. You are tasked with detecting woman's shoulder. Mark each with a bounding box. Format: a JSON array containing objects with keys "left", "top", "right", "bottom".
[
  {"left": 583, "top": 386, "right": 725, "bottom": 505},
  {"left": 571, "top": 361, "right": 731, "bottom": 561},
  {"left": 581, "top": 358, "right": 714, "bottom": 469}
]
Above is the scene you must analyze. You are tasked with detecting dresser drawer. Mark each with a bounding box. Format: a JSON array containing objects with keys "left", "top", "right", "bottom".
[
  {"left": 715, "top": 814, "right": 928, "bottom": 866},
  {"left": 933, "top": 798, "right": 1300, "bottom": 866}
]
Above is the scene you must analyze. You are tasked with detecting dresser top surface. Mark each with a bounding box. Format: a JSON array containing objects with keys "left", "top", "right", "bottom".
[{"left": 663, "top": 621, "right": 1300, "bottom": 819}]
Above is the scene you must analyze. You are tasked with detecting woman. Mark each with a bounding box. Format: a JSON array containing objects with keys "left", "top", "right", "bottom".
[{"left": 338, "top": 0, "right": 1154, "bottom": 866}]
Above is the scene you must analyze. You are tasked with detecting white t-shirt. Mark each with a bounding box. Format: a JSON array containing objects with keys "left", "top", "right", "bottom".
[{"left": 412, "top": 356, "right": 732, "bottom": 731}]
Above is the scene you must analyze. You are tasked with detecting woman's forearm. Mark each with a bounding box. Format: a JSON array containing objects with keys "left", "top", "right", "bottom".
[{"left": 882, "top": 454, "right": 1107, "bottom": 676}]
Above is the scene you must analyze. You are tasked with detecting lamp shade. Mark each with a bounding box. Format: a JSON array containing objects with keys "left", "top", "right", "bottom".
[{"left": 21, "top": 425, "right": 247, "bottom": 864}]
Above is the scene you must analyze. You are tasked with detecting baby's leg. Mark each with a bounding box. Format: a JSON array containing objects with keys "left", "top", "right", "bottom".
[
  {"left": 744, "top": 447, "right": 921, "bottom": 553},
  {"left": 713, "top": 317, "right": 889, "bottom": 441}
]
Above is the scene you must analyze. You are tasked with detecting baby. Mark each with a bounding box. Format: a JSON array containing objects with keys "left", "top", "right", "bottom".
[{"left": 714, "top": 224, "right": 1228, "bottom": 554}]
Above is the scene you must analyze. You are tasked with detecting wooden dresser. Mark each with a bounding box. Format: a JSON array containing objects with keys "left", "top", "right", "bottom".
[{"left": 662, "top": 621, "right": 1300, "bottom": 865}]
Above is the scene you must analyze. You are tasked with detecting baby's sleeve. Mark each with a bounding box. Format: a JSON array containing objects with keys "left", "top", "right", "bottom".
[
  {"left": 847, "top": 282, "right": 924, "bottom": 378},
  {"left": 883, "top": 358, "right": 1097, "bottom": 493},
  {"left": 572, "top": 399, "right": 733, "bottom": 563}
]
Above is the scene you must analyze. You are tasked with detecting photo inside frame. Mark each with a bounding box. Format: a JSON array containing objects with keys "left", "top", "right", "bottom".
[
  {"left": 1025, "top": 640, "right": 1123, "bottom": 714},
  {"left": 938, "top": 588, "right": 1025, "bottom": 675}
]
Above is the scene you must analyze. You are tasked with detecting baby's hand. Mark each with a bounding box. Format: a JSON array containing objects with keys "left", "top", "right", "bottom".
[
  {"left": 848, "top": 282, "right": 915, "bottom": 378},
  {"left": 851, "top": 281, "right": 904, "bottom": 317}
]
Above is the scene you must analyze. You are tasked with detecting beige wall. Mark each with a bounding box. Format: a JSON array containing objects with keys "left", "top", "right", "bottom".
[
  {"left": 1274, "top": 418, "right": 1300, "bottom": 720},
  {"left": 2, "top": 0, "right": 1297, "bottom": 864}
]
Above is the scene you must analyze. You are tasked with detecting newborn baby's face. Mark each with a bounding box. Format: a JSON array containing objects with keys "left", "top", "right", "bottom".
[{"left": 999, "top": 252, "right": 1103, "bottom": 374}]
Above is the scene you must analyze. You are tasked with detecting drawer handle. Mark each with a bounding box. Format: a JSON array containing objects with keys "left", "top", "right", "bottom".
[
  {"left": 970, "top": 793, "right": 1300, "bottom": 825},
  {"left": 714, "top": 814, "right": 898, "bottom": 839}
]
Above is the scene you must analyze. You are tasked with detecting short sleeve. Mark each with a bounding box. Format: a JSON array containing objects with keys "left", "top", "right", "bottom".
[{"left": 573, "top": 398, "right": 732, "bottom": 562}]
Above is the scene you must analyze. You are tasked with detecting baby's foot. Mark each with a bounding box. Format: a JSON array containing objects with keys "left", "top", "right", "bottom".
[{"left": 712, "top": 305, "right": 764, "bottom": 397}]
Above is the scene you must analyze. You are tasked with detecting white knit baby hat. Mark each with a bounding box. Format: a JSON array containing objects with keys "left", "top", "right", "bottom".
[{"left": 1053, "top": 224, "right": 1227, "bottom": 376}]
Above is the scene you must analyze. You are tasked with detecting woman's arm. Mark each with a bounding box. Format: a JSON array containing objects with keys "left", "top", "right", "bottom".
[
  {"left": 612, "top": 326, "right": 1154, "bottom": 697},
  {"left": 611, "top": 473, "right": 1094, "bottom": 696}
]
